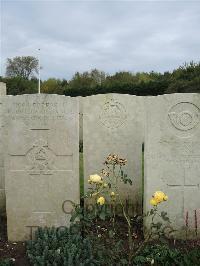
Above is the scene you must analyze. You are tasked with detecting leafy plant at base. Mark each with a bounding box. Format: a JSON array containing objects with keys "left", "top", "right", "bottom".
[
  {"left": 71, "top": 154, "right": 173, "bottom": 265},
  {"left": 132, "top": 243, "right": 183, "bottom": 265},
  {"left": 26, "top": 225, "right": 127, "bottom": 266},
  {"left": 71, "top": 154, "right": 134, "bottom": 262},
  {"left": 133, "top": 243, "right": 200, "bottom": 266},
  {"left": 133, "top": 192, "right": 174, "bottom": 260},
  {"left": 182, "top": 247, "right": 200, "bottom": 265},
  {"left": 145, "top": 207, "right": 172, "bottom": 240},
  {"left": 0, "top": 259, "right": 14, "bottom": 266}
]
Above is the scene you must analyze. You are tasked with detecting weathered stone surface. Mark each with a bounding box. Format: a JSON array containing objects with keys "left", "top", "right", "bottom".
[
  {"left": 144, "top": 94, "right": 200, "bottom": 239},
  {"left": 5, "top": 94, "right": 79, "bottom": 241},
  {"left": 83, "top": 94, "right": 144, "bottom": 213},
  {"left": 0, "top": 82, "right": 7, "bottom": 96},
  {"left": 78, "top": 97, "right": 83, "bottom": 143},
  {"left": 0, "top": 83, "right": 7, "bottom": 212},
  {"left": 0, "top": 101, "right": 5, "bottom": 212}
]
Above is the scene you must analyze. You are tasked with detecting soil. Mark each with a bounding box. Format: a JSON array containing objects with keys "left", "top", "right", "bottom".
[{"left": 0, "top": 214, "right": 30, "bottom": 266}]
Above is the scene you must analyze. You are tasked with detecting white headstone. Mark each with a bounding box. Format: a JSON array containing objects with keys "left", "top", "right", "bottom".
[
  {"left": 83, "top": 94, "right": 144, "bottom": 213},
  {"left": 78, "top": 96, "right": 83, "bottom": 143},
  {"left": 0, "top": 83, "right": 7, "bottom": 212},
  {"left": 145, "top": 94, "right": 200, "bottom": 239},
  {"left": 5, "top": 94, "right": 79, "bottom": 241},
  {"left": 0, "top": 97, "right": 6, "bottom": 212},
  {"left": 0, "top": 82, "right": 7, "bottom": 96}
]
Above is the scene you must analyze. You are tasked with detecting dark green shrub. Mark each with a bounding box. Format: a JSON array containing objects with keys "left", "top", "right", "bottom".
[
  {"left": 0, "top": 259, "right": 14, "bottom": 266},
  {"left": 26, "top": 225, "right": 127, "bottom": 266},
  {"left": 133, "top": 243, "right": 200, "bottom": 266},
  {"left": 133, "top": 244, "right": 183, "bottom": 265},
  {"left": 26, "top": 225, "right": 200, "bottom": 265},
  {"left": 182, "top": 248, "right": 200, "bottom": 265}
]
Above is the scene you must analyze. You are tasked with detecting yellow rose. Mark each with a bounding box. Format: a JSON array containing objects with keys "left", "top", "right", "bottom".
[
  {"left": 150, "top": 198, "right": 158, "bottom": 206},
  {"left": 163, "top": 195, "right": 168, "bottom": 201},
  {"left": 103, "top": 183, "right": 108, "bottom": 188},
  {"left": 89, "top": 174, "right": 102, "bottom": 184},
  {"left": 97, "top": 196, "right": 105, "bottom": 205},
  {"left": 153, "top": 191, "right": 166, "bottom": 203}
]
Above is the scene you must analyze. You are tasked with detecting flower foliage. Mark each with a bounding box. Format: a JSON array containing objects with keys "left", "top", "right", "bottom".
[
  {"left": 0, "top": 259, "right": 14, "bottom": 266},
  {"left": 85, "top": 154, "right": 132, "bottom": 208},
  {"left": 71, "top": 154, "right": 173, "bottom": 265}
]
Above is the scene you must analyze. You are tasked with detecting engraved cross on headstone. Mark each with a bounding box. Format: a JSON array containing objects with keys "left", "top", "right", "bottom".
[{"left": 167, "top": 161, "right": 200, "bottom": 217}]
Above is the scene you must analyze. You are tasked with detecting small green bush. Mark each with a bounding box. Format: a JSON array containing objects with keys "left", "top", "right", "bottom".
[
  {"left": 133, "top": 243, "right": 200, "bottom": 266},
  {"left": 26, "top": 225, "right": 127, "bottom": 266},
  {"left": 133, "top": 244, "right": 182, "bottom": 265},
  {"left": 0, "top": 259, "right": 14, "bottom": 266},
  {"left": 183, "top": 248, "right": 200, "bottom": 265},
  {"left": 26, "top": 226, "right": 200, "bottom": 266}
]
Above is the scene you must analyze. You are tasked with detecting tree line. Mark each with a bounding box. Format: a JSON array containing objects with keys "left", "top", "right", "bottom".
[{"left": 0, "top": 56, "right": 200, "bottom": 96}]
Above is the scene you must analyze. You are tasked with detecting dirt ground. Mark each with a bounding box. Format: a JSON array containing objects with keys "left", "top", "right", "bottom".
[{"left": 0, "top": 215, "right": 30, "bottom": 266}]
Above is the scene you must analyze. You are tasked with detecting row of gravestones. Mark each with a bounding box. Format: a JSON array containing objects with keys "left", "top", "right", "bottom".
[{"left": 0, "top": 82, "right": 199, "bottom": 241}]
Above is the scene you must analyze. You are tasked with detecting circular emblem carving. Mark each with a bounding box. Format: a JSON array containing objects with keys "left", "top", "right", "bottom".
[
  {"left": 168, "top": 102, "right": 200, "bottom": 132},
  {"left": 99, "top": 99, "right": 127, "bottom": 129}
]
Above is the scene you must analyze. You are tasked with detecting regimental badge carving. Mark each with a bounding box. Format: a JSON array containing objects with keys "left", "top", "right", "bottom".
[
  {"left": 99, "top": 99, "right": 127, "bottom": 129},
  {"left": 168, "top": 102, "right": 200, "bottom": 131},
  {"left": 26, "top": 139, "right": 56, "bottom": 175}
]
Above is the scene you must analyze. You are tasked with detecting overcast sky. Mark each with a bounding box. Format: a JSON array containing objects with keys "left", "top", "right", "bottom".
[{"left": 1, "top": 0, "right": 200, "bottom": 80}]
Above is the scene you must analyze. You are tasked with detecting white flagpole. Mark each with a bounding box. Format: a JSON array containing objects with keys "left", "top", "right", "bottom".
[{"left": 38, "top": 48, "right": 41, "bottom": 94}]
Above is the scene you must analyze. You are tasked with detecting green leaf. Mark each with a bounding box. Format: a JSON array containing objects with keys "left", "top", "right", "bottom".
[{"left": 99, "top": 211, "right": 106, "bottom": 220}]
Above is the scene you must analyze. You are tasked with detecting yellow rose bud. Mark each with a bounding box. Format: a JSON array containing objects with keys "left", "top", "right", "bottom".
[
  {"left": 89, "top": 174, "right": 102, "bottom": 184},
  {"left": 110, "top": 192, "right": 115, "bottom": 197},
  {"left": 97, "top": 196, "right": 105, "bottom": 205},
  {"left": 103, "top": 183, "right": 108, "bottom": 188},
  {"left": 92, "top": 192, "right": 98, "bottom": 197},
  {"left": 150, "top": 198, "right": 158, "bottom": 206}
]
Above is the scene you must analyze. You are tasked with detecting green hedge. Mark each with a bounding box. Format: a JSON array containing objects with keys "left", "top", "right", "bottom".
[
  {"left": 133, "top": 243, "right": 200, "bottom": 266},
  {"left": 27, "top": 226, "right": 200, "bottom": 266},
  {"left": 27, "top": 226, "right": 113, "bottom": 266},
  {"left": 0, "top": 259, "right": 14, "bottom": 266}
]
